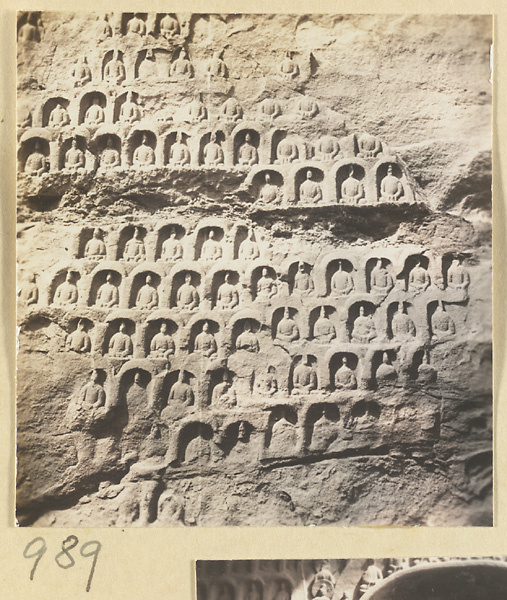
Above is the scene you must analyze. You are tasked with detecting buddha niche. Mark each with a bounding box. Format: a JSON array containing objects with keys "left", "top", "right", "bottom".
[
  {"left": 408, "top": 259, "right": 430, "bottom": 293},
  {"left": 447, "top": 258, "right": 470, "bottom": 291},
  {"left": 168, "top": 371, "right": 194, "bottom": 408},
  {"left": 351, "top": 306, "right": 377, "bottom": 344},
  {"left": 256, "top": 267, "right": 277, "bottom": 300},
  {"left": 375, "top": 353, "right": 397, "bottom": 383},
  {"left": 84, "top": 97, "right": 105, "bottom": 126},
  {"left": 123, "top": 227, "right": 146, "bottom": 262},
  {"left": 314, "top": 307, "right": 336, "bottom": 344},
  {"left": 161, "top": 229, "right": 183, "bottom": 261},
  {"left": 136, "top": 275, "right": 158, "bottom": 309},
  {"left": 108, "top": 321, "right": 133, "bottom": 357},
  {"left": 356, "top": 133, "right": 382, "bottom": 159},
  {"left": 100, "top": 137, "right": 121, "bottom": 169},
  {"left": 24, "top": 141, "right": 47, "bottom": 176},
  {"left": 216, "top": 273, "right": 239, "bottom": 309},
  {"left": 126, "top": 13, "right": 146, "bottom": 36},
  {"left": 194, "top": 322, "right": 217, "bottom": 357},
  {"left": 220, "top": 97, "right": 242, "bottom": 121},
  {"left": 330, "top": 261, "right": 354, "bottom": 296},
  {"left": 54, "top": 271, "right": 78, "bottom": 306},
  {"left": 380, "top": 165, "right": 404, "bottom": 202},
  {"left": 201, "top": 230, "right": 223, "bottom": 261},
  {"left": 150, "top": 323, "right": 175, "bottom": 358},
  {"left": 85, "top": 228, "right": 106, "bottom": 259},
  {"left": 177, "top": 273, "right": 199, "bottom": 310},
  {"left": 160, "top": 14, "right": 180, "bottom": 39},
  {"left": 66, "top": 320, "right": 91, "bottom": 353},
  {"left": 138, "top": 49, "right": 157, "bottom": 80},
  {"left": 203, "top": 132, "right": 224, "bottom": 166},
  {"left": 187, "top": 92, "right": 207, "bottom": 123},
  {"left": 120, "top": 92, "right": 141, "bottom": 124},
  {"left": 293, "top": 262, "right": 314, "bottom": 296},
  {"left": 236, "top": 321, "right": 259, "bottom": 353},
  {"left": 104, "top": 50, "right": 126, "bottom": 85},
  {"left": 431, "top": 302, "right": 456, "bottom": 339},
  {"left": 391, "top": 303, "right": 416, "bottom": 342},
  {"left": 18, "top": 13, "right": 40, "bottom": 43},
  {"left": 341, "top": 166, "right": 365, "bottom": 204},
  {"left": 276, "top": 137, "right": 298, "bottom": 164},
  {"left": 238, "top": 230, "right": 260, "bottom": 261},
  {"left": 96, "top": 273, "right": 119, "bottom": 308},
  {"left": 315, "top": 135, "right": 341, "bottom": 161},
  {"left": 133, "top": 134, "right": 155, "bottom": 168},
  {"left": 207, "top": 51, "right": 227, "bottom": 78},
  {"left": 170, "top": 49, "right": 193, "bottom": 78},
  {"left": 299, "top": 170, "right": 323, "bottom": 203},
  {"left": 49, "top": 103, "right": 70, "bottom": 127},
  {"left": 292, "top": 357, "right": 317, "bottom": 395},
  {"left": 237, "top": 133, "right": 258, "bottom": 167},
  {"left": 70, "top": 56, "right": 92, "bottom": 87},
  {"left": 212, "top": 373, "right": 236, "bottom": 408},
  {"left": 296, "top": 96, "right": 319, "bottom": 119},
  {"left": 19, "top": 274, "right": 38, "bottom": 306},
  {"left": 259, "top": 98, "right": 282, "bottom": 121},
  {"left": 279, "top": 51, "right": 299, "bottom": 79},
  {"left": 276, "top": 308, "right": 299, "bottom": 343},
  {"left": 334, "top": 357, "right": 357, "bottom": 390},
  {"left": 169, "top": 132, "right": 191, "bottom": 167},
  {"left": 258, "top": 173, "right": 281, "bottom": 204},
  {"left": 64, "top": 138, "right": 85, "bottom": 172},
  {"left": 370, "top": 259, "right": 393, "bottom": 295}
]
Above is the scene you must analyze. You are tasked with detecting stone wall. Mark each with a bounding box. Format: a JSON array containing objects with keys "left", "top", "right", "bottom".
[{"left": 16, "top": 12, "right": 492, "bottom": 526}]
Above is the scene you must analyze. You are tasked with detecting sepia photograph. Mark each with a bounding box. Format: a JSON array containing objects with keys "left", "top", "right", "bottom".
[
  {"left": 16, "top": 12, "right": 492, "bottom": 527},
  {"left": 195, "top": 558, "right": 507, "bottom": 600}
]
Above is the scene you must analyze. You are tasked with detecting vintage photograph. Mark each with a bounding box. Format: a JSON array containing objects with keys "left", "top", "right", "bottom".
[
  {"left": 16, "top": 12, "right": 492, "bottom": 526},
  {"left": 195, "top": 558, "right": 507, "bottom": 600}
]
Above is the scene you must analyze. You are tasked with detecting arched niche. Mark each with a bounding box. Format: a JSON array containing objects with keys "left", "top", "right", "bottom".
[
  {"left": 117, "top": 224, "right": 148, "bottom": 260},
  {"left": 158, "top": 369, "right": 196, "bottom": 413},
  {"left": 398, "top": 254, "right": 430, "bottom": 291},
  {"left": 154, "top": 13, "right": 180, "bottom": 37},
  {"left": 18, "top": 137, "right": 50, "bottom": 173},
  {"left": 194, "top": 226, "right": 225, "bottom": 261},
  {"left": 309, "top": 305, "right": 336, "bottom": 339},
  {"left": 347, "top": 301, "right": 377, "bottom": 341},
  {"left": 164, "top": 131, "right": 191, "bottom": 166},
  {"left": 271, "top": 306, "right": 299, "bottom": 341},
  {"left": 441, "top": 252, "right": 470, "bottom": 289},
  {"left": 329, "top": 352, "right": 359, "bottom": 389},
  {"left": 129, "top": 271, "right": 161, "bottom": 308},
  {"left": 233, "top": 129, "right": 260, "bottom": 165},
  {"left": 251, "top": 265, "right": 278, "bottom": 300},
  {"left": 326, "top": 258, "right": 355, "bottom": 295},
  {"left": 113, "top": 91, "right": 140, "bottom": 123},
  {"left": 208, "top": 367, "right": 236, "bottom": 407},
  {"left": 178, "top": 422, "right": 215, "bottom": 465},
  {"left": 155, "top": 223, "right": 186, "bottom": 260},
  {"left": 102, "top": 49, "right": 125, "bottom": 80},
  {"left": 376, "top": 161, "right": 405, "bottom": 201},
  {"left": 42, "top": 97, "right": 70, "bottom": 127},
  {"left": 77, "top": 227, "right": 107, "bottom": 259},
  {"left": 79, "top": 91, "right": 107, "bottom": 125},
  {"left": 252, "top": 169, "right": 284, "bottom": 202},
  {"left": 198, "top": 131, "right": 226, "bottom": 166},
  {"left": 372, "top": 349, "right": 398, "bottom": 386},
  {"left": 118, "top": 367, "right": 153, "bottom": 437},
  {"left": 49, "top": 269, "right": 81, "bottom": 305},
  {"left": 365, "top": 257, "right": 394, "bottom": 293},
  {"left": 145, "top": 318, "right": 178, "bottom": 357},
  {"left": 89, "top": 269, "right": 122, "bottom": 307},
  {"left": 59, "top": 135, "right": 87, "bottom": 170},
  {"left": 103, "top": 318, "right": 136, "bottom": 355},
  {"left": 211, "top": 270, "right": 240, "bottom": 309},
  {"left": 289, "top": 354, "right": 318, "bottom": 395},
  {"left": 170, "top": 270, "right": 201, "bottom": 308},
  {"left": 349, "top": 399, "right": 381, "bottom": 423},
  {"left": 232, "top": 318, "right": 262, "bottom": 352},
  {"left": 336, "top": 163, "right": 366, "bottom": 203},
  {"left": 135, "top": 48, "right": 172, "bottom": 80},
  {"left": 66, "top": 316, "right": 94, "bottom": 343},
  {"left": 95, "top": 134, "right": 122, "bottom": 166},
  {"left": 304, "top": 402, "right": 340, "bottom": 448},
  {"left": 121, "top": 12, "right": 148, "bottom": 35},
  {"left": 387, "top": 300, "right": 415, "bottom": 340},
  {"left": 266, "top": 406, "right": 298, "bottom": 445},
  {"left": 232, "top": 225, "right": 249, "bottom": 259},
  {"left": 270, "top": 130, "right": 289, "bottom": 164},
  {"left": 189, "top": 319, "right": 220, "bottom": 354},
  {"left": 17, "top": 12, "right": 43, "bottom": 42},
  {"left": 287, "top": 260, "right": 313, "bottom": 295},
  {"left": 127, "top": 129, "right": 157, "bottom": 166},
  {"left": 295, "top": 167, "right": 324, "bottom": 204}
]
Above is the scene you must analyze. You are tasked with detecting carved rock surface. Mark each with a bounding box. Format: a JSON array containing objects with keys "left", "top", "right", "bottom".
[{"left": 16, "top": 13, "right": 492, "bottom": 526}]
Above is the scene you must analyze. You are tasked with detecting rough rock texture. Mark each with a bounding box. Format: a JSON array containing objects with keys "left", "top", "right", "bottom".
[
  {"left": 16, "top": 13, "right": 492, "bottom": 527},
  {"left": 196, "top": 559, "right": 507, "bottom": 600}
]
